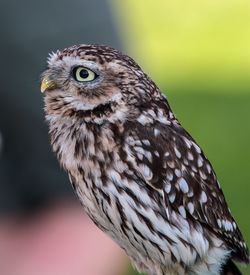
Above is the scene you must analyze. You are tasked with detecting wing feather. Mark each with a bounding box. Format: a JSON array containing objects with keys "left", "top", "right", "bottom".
[{"left": 123, "top": 119, "right": 249, "bottom": 263}]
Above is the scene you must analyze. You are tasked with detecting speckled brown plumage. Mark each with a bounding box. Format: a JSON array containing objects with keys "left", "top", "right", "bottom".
[{"left": 41, "top": 44, "right": 249, "bottom": 275}]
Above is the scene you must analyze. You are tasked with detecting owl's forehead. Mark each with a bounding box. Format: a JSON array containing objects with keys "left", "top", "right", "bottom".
[{"left": 47, "top": 44, "right": 141, "bottom": 71}]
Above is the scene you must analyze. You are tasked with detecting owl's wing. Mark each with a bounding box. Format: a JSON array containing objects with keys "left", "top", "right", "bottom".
[{"left": 123, "top": 120, "right": 249, "bottom": 263}]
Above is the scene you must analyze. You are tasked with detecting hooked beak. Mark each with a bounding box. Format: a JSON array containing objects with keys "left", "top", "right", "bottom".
[{"left": 40, "top": 77, "right": 58, "bottom": 93}]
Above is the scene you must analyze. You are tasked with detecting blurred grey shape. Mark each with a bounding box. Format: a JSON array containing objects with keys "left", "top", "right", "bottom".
[
  {"left": 0, "top": 0, "right": 121, "bottom": 215},
  {"left": 0, "top": 132, "right": 3, "bottom": 154}
]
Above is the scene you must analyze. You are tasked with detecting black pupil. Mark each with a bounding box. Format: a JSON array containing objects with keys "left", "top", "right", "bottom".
[{"left": 79, "top": 68, "right": 89, "bottom": 79}]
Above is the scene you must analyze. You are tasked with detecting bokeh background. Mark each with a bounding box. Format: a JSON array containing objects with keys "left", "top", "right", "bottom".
[{"left": 0, "top": 0, "right": 249, "bottom": 274}]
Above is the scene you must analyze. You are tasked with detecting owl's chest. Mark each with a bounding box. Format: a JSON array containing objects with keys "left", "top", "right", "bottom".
[
  {"left": 51, "top": 121, "right": 120, "bottom": 225},
  {"left": 51, "top": 119, "right": 115, "bottom": 171}
]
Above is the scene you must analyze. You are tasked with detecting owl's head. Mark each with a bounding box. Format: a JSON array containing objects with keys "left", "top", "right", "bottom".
[{"left": 41, "top": 44, "right": 160, "bottom": 123}]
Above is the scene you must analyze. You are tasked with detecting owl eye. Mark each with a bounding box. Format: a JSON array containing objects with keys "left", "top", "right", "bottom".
[{"left": 73, "top": 66, "right": 97, "bottom": 82}]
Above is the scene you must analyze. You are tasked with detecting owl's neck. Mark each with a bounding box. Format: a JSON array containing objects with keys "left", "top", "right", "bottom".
[{"left": 46, "top": 114, "right": 121, "bottom": 174}]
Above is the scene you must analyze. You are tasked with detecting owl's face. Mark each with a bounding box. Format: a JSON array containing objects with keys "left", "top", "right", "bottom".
[{"left": 41, "top": 44, "right": 158, "bottom": 122}]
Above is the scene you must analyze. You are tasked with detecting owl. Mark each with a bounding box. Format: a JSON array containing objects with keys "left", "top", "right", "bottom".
[{"left": 41, "top": 44, "right": 249, "bottom": 275}]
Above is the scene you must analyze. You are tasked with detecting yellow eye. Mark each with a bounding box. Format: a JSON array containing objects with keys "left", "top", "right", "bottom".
[{"left": 73, "top": 66, "right": 97, "bottom": 82}]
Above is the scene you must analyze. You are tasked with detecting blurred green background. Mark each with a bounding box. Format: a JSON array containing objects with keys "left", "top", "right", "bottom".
[{"left": 112, "top": 1, "right": 250, "bottom": 274}]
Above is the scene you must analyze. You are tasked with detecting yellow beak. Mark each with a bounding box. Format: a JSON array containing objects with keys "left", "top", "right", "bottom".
[{"left": 41, "top": 77, "right": 58, "bottom": 93}]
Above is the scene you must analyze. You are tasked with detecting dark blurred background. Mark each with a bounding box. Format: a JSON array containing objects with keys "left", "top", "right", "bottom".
[{"left": 0, "top": 0, "right": 249, "bottom": 274}]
